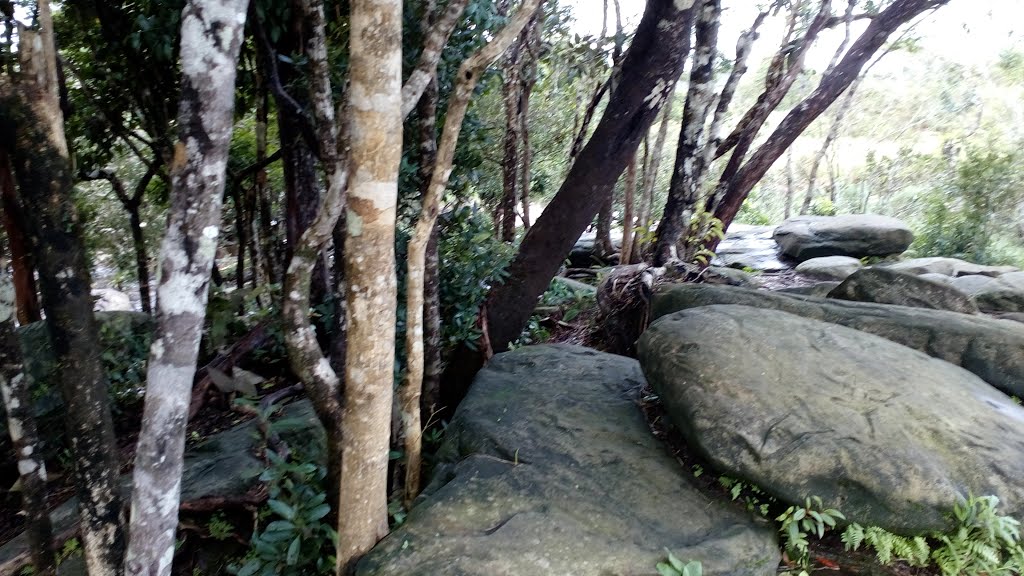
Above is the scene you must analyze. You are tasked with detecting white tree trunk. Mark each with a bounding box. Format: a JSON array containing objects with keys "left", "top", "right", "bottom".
[
  {"left": 336, "top": 0, "right": 404, "bottom": 570},
  {"left": 125, "top": 2, "right": 249, "bottom": 574}
]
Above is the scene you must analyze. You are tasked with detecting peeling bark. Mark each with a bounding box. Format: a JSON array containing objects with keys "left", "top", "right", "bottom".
[
  {"left": 402, "top": 0, "right": 540, "bottom": 507},
  {"left": 2, "top": 9, "right": 126, "bottom": 574},
  {"left": 124, "top": 1, "right": 249, "bottom": 574},
  {"left": 0, "top": 268, "right": 55, "bottom": 575}
]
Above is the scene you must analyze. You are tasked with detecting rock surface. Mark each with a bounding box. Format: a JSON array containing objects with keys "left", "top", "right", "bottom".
[
  {"left": 713, "top": 224, "right": 790, "bottom": 272},
  {"left": 970, "top": 271, "right": 1024, "bottom": 313},
  {"left": 882, "top": 257, "right": 1018, "bottom": 277},
  {"left": 651, "top": 284, "right": 1024, "bottom": 397},
  {"left": 357, "top": 345, "right": 780, "bottom": 576},
  {"left": 639, "top": 305, "right": 1024, "bottom": 534},
  {"left": 828, "top": 267, "right": 979, "bottom": 314},
  {"left": 794, "top": 256, "right": 863, "bottom": 280},
  {"left": 776, "top": 282, "right": 841, "bottom": 298},
  {"left": 91, "top": 288, "right": 133, "bottom": 311},
  {"left": 773, "top": 215, "right": 913, "bottom": 261}
]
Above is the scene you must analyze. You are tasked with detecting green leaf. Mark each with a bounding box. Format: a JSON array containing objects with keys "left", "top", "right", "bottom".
[
  {"left": 267, "top": 499, "right": 295, "bottom": 521},
  {"left": 307, "top": 503, "right": 331, "bottom": 522},
  {"left": 656, "top": 563, "right": 679, "bottom": 576},
  {"left": 236, "top": 560, "right": 261, "bottom": 576},
  {"left": 667, "top": 552, "right": 685, "bottom": 571},
  {"left": 286, "top": 536, "right": 301, "bottom": 565}
]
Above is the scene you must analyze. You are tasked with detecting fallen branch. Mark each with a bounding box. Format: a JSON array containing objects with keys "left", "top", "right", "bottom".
[{"left": 188, "top": 322, "right": 272, "bottom": 419}]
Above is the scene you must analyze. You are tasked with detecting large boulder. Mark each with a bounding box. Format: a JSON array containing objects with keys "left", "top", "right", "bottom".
[
  {"left": 713, "top": 224, "right": 789, "bottom": 272},
  {"left": 882, "top": 257, "right": 1018, "bottom": 278},
  {"left": 357, "top": 345, "right": 780, "bottom": 576},
  {"left": 651, "top": 284, "right": 1024, "bottom": 397},
  {"left": 773, "top": 215, "right": 913, "bottom": 261},
  {"left": 970, "top": 271, "right": 1024, "bottom": 313},
  {"left": 827, "top": 267, "right": 979, "bottom": 314},
  {"left": 794, "top": 255, "right": 863, "bottom": 281},
  {"left": 639, "top": 305, "right": 1024, "bottom": 534}
]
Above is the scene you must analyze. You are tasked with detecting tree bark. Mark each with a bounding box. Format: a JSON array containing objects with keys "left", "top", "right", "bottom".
[
  {"left": 620, "top": 153, "right": 637, "bottom": 264},
  {"left": 653, "top": 0, "right": 720, "bottom": 265},
  {"left": 0, "top": 267, "right": 55, "bottom": 575},
  {"left": 518, "top": 11, "right": 540, "bottom": 231},
  {"left": 124, "top": 1, "right": 248, "bottom": 573},
  {"left": 337, "top": 0, "right": 402, "bottom": 568},
  {"left": 442, "top": 0, "right": 696, "bottom": 408},
  {"left": 632, "top": 90, "right": 675, "bottom": 261},
  {"left": 0, "top": 149, "right": 40, "bottom": 324},
  {"left": 499, "top": 41, "right": 522, "bottom": 243},
  {"left": 785, "top": 147, "right": 795, "bottom": 219},
  {"left": 707, "top": 0, "right": 950, "bottom": 252},
  {"left": 801, "top": 77, "right": 861, "bottom": 214},
  {"left": 1, "top": 10, "right": 127, "bottom": 575},
  {"left": 400, "top": 0, "right": 471, "bottom": 118},
  {"left": 401, "top": 0, "right": 539, "bottom": 508}
]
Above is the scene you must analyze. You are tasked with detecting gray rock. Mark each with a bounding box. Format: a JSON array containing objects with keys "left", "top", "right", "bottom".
[
  {"left": 918, "top": 272, "right": 955, "bottom": 285},
  {"left": 828, "top": 267, "right": 979, "bottom": 314},
  {"left": 773, "top": 215, "right": 914, "bottom": 261},
  {"left": 794, "top": 256, "right": 863, "bottom": 280},
  {"left": 0, "top": 400, "right": 324, "bottom": 573},
  {"left": 651, "top": 284, "right": 1024, "bottom": 397},
  {"left": 639, "top": 305, "right": 1024, "bottom": 534},
  {"left": 91, "top": 288, "right": 133, "bottom": 311},
  {"left": 950, "top": 274, "right": 997, "bottom": 295},
  {"left": 357, "top": 345, "right": 780, "bottom": 576},
  {"left": 882, "top": 257, "right": 1019, "bottom": 278},
  {"left": 713, "top": 224, "right": 790, "bottom": 272},
  {"left": 972, "top": 271, "right": 1024, "bottom": 313},
  {"left": 776, "top": 282, "right": 841, "bottom": 298},
  {"left": 707, "top": 266, "right": 762, "bottom": 287}
]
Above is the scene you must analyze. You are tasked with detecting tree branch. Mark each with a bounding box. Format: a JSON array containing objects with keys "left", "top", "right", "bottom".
[{"left": 401, "top": 0, "right": 471, "bottom": 119}]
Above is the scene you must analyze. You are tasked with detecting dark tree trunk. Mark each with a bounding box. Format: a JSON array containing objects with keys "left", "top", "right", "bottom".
[
  {"left": 417, "top": 74, "right": 442, "bottom": 423},
  {"left": 499, "top": 28, "right": 523, "bottom": 243},
  {"left": 1, "top": 21, "right": 126, "bottom": 574},
  {"left": 442, "top": 0, "right": 695, "bottom": 409},
  {"left": 595, "top": 195, "right": 614, "bottom": 256},
  {"left": 0, "top": 149, "right": 40, "bottom": 324},
  {"left": 0, "top": 270, "right": 55, "bottom": 576},
  {"left": 707, "top": 0, "right": 950, "bottom": 252},
  {"left": 127, "top": 207, "right": 151, "bottom": 312}
]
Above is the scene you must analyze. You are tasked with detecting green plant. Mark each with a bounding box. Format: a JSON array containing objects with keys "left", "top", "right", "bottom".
[
  {"left": 208, "top": 513, "right": 235, "bottom": 541},
  {"left": 98, "top": 316, "right": 151, "bottom": 403},
  {"left": 56, "top": 537, "right": 82, "bottom": 566},
  {"left": 809, "top": 198, "right": 837, "bottom": 216},
  {"left": 931, "top": 495, "right": 1024, "bottom": 576},
  {"left": 717, "top": 476, "right": 773, "bottom": 518},
  {"left": 682, "top": 212, "right": 725, "bottom": 266},
  {"left": 233, "top": 450, "right": 336, "bottom": 576},
  {"left": 842, "top": 523, "right": 930, "bottom": 567},
  {"left": 777, "top": 496, "right": 845, "bottom": 569},
  {"left": 656, "top": 552, "right": 702, "bottom": 576}
]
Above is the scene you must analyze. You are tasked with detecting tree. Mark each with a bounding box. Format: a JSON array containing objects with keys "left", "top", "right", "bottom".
[
  {"left": 0, "top": 3, "right": 127, "bottom": 573},
  {"left": 443, "top": 0, "right": 697, "bottom": 406},
  {"left": 124, "top": 0, "right": 250, "bottom": 573}
]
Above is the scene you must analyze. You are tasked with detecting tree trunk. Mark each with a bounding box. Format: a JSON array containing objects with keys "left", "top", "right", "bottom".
[
  {"left": 0, "top": 268, "right": 56, "bottom": 576},
  {"left": 801, "top": 77, "right": 862, "bottom": 215},
  {"left": 124, "top": 1, "right": 248, "bottom": 573},
  {"left": 595, "top": 195, "right": 614, "bottom": 256},
  {"left": 619, "top": 154, "right": 637, "bottom": 264},
  {"left": 128, "top": 206, "right": 152, "bottom": 313},
  {"left": 785, "top": 147, "right": 795, "bottom": 219},
  {"left": 518, "top": 12, "right": 540, "bottom": 232},
  {"left": 499, "top": 36, "right": 522, "bottom": 243},
  {"left": 442, "top": 0, "right": 696, "bottom": 408},
  {"left": 0, "top": 149, "right": 40, "bottom": 324},
  {"left": 338, "top": 0, "right": 402, "bottom": 568},
  {"left": 2, "top": 11, "right": 127, "bottom": 574},
  {"left": 632, "top": 90, "right": 675, "bottom": 261},
  {"left": 707, "top": 0, "right": 950, "bottom": 252},
  {"left": 401, "top": 0, "right": 539, "bottom": 508}
]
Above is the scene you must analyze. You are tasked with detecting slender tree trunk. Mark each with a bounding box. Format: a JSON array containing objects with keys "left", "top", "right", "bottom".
[
  {"left": 401, "top": 0, "right": 539, "bottom": 507},
  {"left": 632, "top": 90, "right": 675, "bottom": 260},
  {"left": 127, "top": 207, "right": 152, "bottom": 313},
  {"left": 338, "top": 0, "right": 402, "bottom": 568},
  {"left": 0, "top": 149, "right": 40, "bottom": 324},
  {"left": 801, "top": 77, "right": 861, "bottom": 214},
  {"left": 707, "top": 0, "right": 950, "bottom": 253},
  {"left": 442, "top": 0, "right": 696, "bottom": 409},
  {"left": 0, "top": 268, "right": 55, "bottom": 576},
  {"left": 499, "top": 36, "right": 522, "bottom": 243},
  {"left": 2, "top": 10, "right": 126, "bottom": 574},
  {"left": 785, "top": 147, "right": 795, "bottom": 219},
  {"left": 518, "top": 12, "right": 540, "bottom": 232},
  {"left": 125, "top": 1, "right": 248, "bottom": 573},
  {"left": 652, "top": 0, "right": 720, "bottom": 265},
  {"left": 620, "top": 154, "right": 637, "bottom": 264},
  {"left": 595, "top": 195, "right": 614, "bottom": 256}
]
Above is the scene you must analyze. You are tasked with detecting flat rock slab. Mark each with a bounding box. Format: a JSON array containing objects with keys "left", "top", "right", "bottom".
[
  {"left": 828, "top": 267, "right": 979, "bottom": 314},
  {"left": 714, "top": 225, "right": 790, "bottom": 272},
  {"left": 970, "top": 271, "right": 1024, "bottom": 313},
  {"left": 357, "top": 345, "right": 779, "bottom": 576},
  {"left": 651, "top": 284, "right": 1024, "bottom": 397},
  {"left": 773, "top": 215, "right": 913, "bottom": 261},
  {"left": 794, "top": 256, "right": 863, "bottom": 281},
  {"left": 639, "top": 305, "right": 1024, "bottom": 534},
  {"left": 882, "top": 257, "right": 1018, "bottom": 277}
]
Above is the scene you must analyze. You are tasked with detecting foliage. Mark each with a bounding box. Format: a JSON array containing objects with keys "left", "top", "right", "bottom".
[
  {"left": 683, "top": 212, "right": 725, "bottom": 265},
  {"left": 808, "top": 198, "right": 837, "bottom": 216},
  {"left": 776, "top": 496, "right": 845, "bottom": 569},
  {"left": 437, "top": 206, "right": 515, "bottom": 353},
  {"left": 913, "top": 148, "right": 1024, "bottom": 265},
  {"left": 232, "top": 401, "right": 335, "bottom": 576},
  {"left": 656, "top": 552, "right": 702, "bottom": 576},
  {"left": 842, "top": 524, "right": 931, "bottom": 567},
  {"left": 98, "top": 316, "right": 151, "bottom": 404},
  {"left": 930, "top": 495, "right": 1024, "bottom": 576},
  {"left": 716, "top": 476, "right": 774, "bottom": 518}
]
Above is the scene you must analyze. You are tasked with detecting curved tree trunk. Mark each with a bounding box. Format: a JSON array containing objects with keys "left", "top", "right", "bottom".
[
  {"left": 2, "top": 9, "right": 126, "bottom": 574},
  {"left": 125, "top": 1, "right": 249, "bottom": 573}
]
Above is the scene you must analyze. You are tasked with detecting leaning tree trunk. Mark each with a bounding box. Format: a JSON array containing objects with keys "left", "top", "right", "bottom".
[
  {"left": 707, "top": 0, "right": 950, "bottom": 253},
  {"left": 124, "top": 1, "right": 249, "bottom": 574},
  {"left": 0, "top": 268, "right": 56, "bottom": 576},
  {"left": 631, "top": 89, "right": 675, "bottom": 261},
  {"left": 2, "top": 9, "right": 126, "bottom": 574},
  {"left": 441, "top": 0, "right": 696, "bottom": 409},
  {"left": 401, "top": 0, "right": 540, "bottom": 508},
  {"left": 338, "top": 0, "right": 403, "bottom": 568}
]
